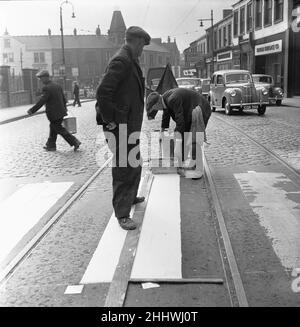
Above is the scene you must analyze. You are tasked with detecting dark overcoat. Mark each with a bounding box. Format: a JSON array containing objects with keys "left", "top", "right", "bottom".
[
  {"left": 95, "top": 44, "right": 145, "bottom": 219},
  {"left": 30, "top": 81, "right": 67, "bottom": 122},
  {"left": 161, "top": 88, "right": 211, "bottom": 134},
  {"left": 96, "top": 44, "right": 145, "bottom": 134}
]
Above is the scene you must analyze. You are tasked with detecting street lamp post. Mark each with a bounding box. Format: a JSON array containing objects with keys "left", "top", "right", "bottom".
[
  {"left": 198, "top": 9, "right": 214, "bottom": 75},
  {"left": 60, "top": 0, "right": 75, "bottom": 92}
]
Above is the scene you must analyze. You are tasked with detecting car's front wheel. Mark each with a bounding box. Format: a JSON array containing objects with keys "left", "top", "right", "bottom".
[
  {"left": 257, "top": 105, "right": 266, "bottom": 115},
  {"left": 276, "top": 100, "right": 282, "bottom": 106},
  {"left": 224, "top": 100, "right": 232, "bottom": 115}
]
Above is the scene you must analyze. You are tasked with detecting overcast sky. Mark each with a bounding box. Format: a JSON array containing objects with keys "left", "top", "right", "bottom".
[{"left": 0, "top": 0, "right": 234, "bottom": 52}]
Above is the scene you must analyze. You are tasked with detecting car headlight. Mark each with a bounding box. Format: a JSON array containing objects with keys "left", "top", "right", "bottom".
[
  {"left": 230, "top": 90, "right": 236, "bottom": 97},
  {"left": 262, "top": 88, "right": 268, "bottom": 96},
  {"left": 277, "top": 89, "right": 283, "bottom": 95}
]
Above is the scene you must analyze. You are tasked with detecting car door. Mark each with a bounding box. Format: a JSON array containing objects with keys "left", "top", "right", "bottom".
[{"left": 215, "top": 74, "right": 225, "bottom": 107}]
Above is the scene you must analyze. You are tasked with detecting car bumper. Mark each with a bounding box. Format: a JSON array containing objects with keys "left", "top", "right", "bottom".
[
  {"left": 230, "top": 102, "right": 269, "bottom": 109},
  {"left": 269, "top": 97, "right": 283, "bottom": 103}
]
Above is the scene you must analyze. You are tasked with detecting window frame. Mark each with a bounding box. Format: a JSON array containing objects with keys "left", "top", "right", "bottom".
[
  {"left": 233, "top": 10, "right": 239, "bottom": 37},
  {"left": 247, "top": 2, "right": 253, "bottom": 32},
  {"left": 274, "top": 0, "right": 284, "bottom": 23},
  {"left": 4, "top": 38, "right": 11, "bottom": 48},
  {"left": 255, "top": 0, "right": 262, "bottom": 30},
  {"left": 264, "top": 0, "right": 273, "bottom": 27},
  {"left": 240, "top": 5, "right": 246, "bottom": 35},
  {"left": 228, "top": 23, "right": 232, "bottom": 45}
]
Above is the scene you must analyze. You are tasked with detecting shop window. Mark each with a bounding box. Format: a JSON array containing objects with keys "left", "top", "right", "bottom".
[
  {"left": 255, "top": 0, "right": 262, "bottom": 29},
  {"left": 247, "top": 2, "right": 253, "bottom": 32},
  {"left": 234, "top": 10, "right": 239, "bottom": 37},
  {"left": 274, "top": 0, "right": 283, "bottom": 22},
  {"left": 264, "top": 0, "right": 272, "bottom": 26},
  {"left": 240, "top": 6, "right": 245, "bottom": 35},
  {"left": 228, "top": 24, "right": 232, "bottom": 45},
  {"left": 4, "top": 38, "right": 10, "bottom": 48}
]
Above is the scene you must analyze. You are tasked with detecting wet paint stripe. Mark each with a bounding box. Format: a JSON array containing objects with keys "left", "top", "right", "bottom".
[
  {"left": 80, "top": 178, "right": 144, "bottom": 284},
  {"left": 0, "top": 182, "right": 73, "bottom": 264},
  {"left": 131, "top": 174, "right": 182, "bottom": 279},
  {"left": 235, "top": 172, "right": 300, "bottom": 270}
]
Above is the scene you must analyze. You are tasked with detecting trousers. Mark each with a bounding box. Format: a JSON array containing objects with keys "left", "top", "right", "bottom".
[
  {"left": 46, "top": 118, "right": 79, "bottom": 148},
  {"left": 73, "top": 95, "right": 81, "bottom": 106},
  {"left": 103, "top": 125, "right": 142, "bottom": 219}
]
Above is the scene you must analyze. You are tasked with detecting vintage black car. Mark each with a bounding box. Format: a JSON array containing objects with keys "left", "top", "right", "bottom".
[
  {"left": 208, "top": 70, "right": 269, "bottom": 115},
  {"left": 176, "top": 77, "right": 210, "bottom": 98},
  {"left": 252, "top": 74, "right": 284, "bottom": 106}
]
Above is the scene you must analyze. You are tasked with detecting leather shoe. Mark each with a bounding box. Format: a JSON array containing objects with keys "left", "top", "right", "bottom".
[
  {"left": 74, "top": 140, "right": 81, "bottom": 151},
  {"left": 133, "top": 196, "right": 145, "bottom": 205},
  {"left": 118, "top": 217, "right": 137, "bottom": 230},
  {"left": 43, "top": 146, "right": 56, "bottom": 151}
]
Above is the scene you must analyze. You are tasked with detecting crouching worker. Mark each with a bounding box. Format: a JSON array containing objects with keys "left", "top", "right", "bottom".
[{"left": 146, "top": 88, "right": 211, "bottom": 179}]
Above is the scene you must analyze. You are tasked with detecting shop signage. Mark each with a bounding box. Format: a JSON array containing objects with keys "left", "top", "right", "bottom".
[
  {"left": 255, "top": 40, "right": 282, "bottom": 56},
  {"left": 182, "top": 68, "right": 197, "bottom": 76},
  {"left": 217, "top": 51, "right": 232, "bottom": 62}
]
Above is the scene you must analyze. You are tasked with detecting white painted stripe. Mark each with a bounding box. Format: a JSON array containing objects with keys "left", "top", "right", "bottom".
[
  {"left": 131, "top": 174, "right": 182, "bottom": 279},
  {"left": 235, "top": 172, "right": 300, "bottom": 269},
  {"left": 80, "top": 177, "right": 145, "bottom": 284},
  {"left": 80, "top": 211, "right": 129, "bottom": 284},
  {"left": 0, "top": 182, "right": 73, "bottom": 264},
  {"left": 64, "top": 285, "right": 84, "bottom": 295}
]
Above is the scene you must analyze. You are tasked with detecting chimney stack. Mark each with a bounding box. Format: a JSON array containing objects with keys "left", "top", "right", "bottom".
[
  {"left": 73, "top": 28, "right": 77, "bottom": 36},
  {"left": 96, "top": 25, "right": 101, "bottom": 36},
  {"left": 48, "top": 28, "right": 51, "bottom": 36}
]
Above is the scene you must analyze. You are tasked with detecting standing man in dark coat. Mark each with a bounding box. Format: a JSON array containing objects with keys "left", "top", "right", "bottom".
[
  {"left": 96, "top": 26, "right": 151, "bottom": 230},
  {"left": 73, "top": 81, "right": 81, "bottom": 107},
  {"left": 27, "top": 70, "right": 81, "bottom": 151}
]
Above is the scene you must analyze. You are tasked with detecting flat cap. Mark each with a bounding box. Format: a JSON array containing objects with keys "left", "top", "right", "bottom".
[
  {"left": 125, "top": 26, "right": 151, "bottom": 45},
  {"left": 36, "top": 70, "right": 50, "bottom": 78},
  {"left": 146, "top": 92, "right": 161, "bottom": 120}
]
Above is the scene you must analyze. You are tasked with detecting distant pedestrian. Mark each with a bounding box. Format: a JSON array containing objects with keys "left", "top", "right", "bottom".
[
  {"left": 73, "top": 81, "right": 81, "bottom": 107},
  {"left": 96, "top": 26, "right": 151, "bottom": 230},
  {"left": 27, "top": 70, "right": 81, "bottom": 152}
]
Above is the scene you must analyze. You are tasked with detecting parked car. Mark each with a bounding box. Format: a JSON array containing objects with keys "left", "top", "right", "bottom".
[
  {"left": 208, "top": 70, "right": 269, "bottom": 115},
  {"left": 252, "top": 74, "right": 283, "bottom": 106},
  {"left": 176, "top": 77, "right": 202, "bottom": 94}
]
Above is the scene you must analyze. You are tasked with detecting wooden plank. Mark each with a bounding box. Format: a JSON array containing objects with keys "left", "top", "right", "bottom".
[
  {"left": 129, "top": 277, "right": 224, "bottom": 284},
  {"left": 104, "top": 173, "right": 154, "bottom": 307}
]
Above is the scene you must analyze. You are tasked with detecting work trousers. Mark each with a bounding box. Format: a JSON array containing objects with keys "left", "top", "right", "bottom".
[
  {"left": 46, "top": 118, "right": 79, "bottom": 148},
  {"left": 103, "top": 125, "right": 142, "bottom": 219}
]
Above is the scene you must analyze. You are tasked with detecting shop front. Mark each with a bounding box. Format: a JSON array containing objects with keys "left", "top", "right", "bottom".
[
  {"left": 216, "top": 50, "right": 233, "bottom": 71},
  {"left": 254, "top": 33, "right": 285, "bottom": 88}
]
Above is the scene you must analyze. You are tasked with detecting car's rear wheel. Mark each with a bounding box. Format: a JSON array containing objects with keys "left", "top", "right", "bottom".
[
  {"left": 224, "top": 100, "right": 232, "bottom": 115},
  {"left": 276, "top": 100, "right": 282, "bottom": 106},
  {"left": 257, "top": 105, "right": 266, "bottom": 115}
]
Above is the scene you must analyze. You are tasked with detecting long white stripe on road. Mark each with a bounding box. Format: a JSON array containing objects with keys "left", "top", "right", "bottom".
[
  {"left": 81, "top": 174, "right": 182, "bottom": 283},
  {"left": 235, "top": 172, "right": 300, "bottom": 270},
  {"left": 0, "top": 181, "right": 73, "bottom": 264},
  {"left": 131, "top": 174, "right": 182, "bottom": 279}
]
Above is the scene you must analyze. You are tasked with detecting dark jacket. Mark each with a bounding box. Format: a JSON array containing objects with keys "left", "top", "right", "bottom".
[
  {"left": 73, "top": 84, "right": 79, "bottom": 96},
  {"left": 96, "top": 45, "right": 145, "bottom": 133},
  {"left": 29, "top": 81, "right": 67, "bottom": 122},
  {"left": 161, "top": 88, "right": 211, "bottom": 135}
]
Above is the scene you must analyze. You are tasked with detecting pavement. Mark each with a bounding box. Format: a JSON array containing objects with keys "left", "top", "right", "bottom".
[
  {"left": 0, "top": 98, "right": 95, "bottom": 125},
  {"left": 0, "top": 102, "right": 299, "bottom": 307}
]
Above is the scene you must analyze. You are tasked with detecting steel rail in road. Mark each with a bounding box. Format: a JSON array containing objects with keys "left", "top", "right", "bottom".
[
  {"left": 214, "top": 115, "right": 300, "bottom": 182},
  {"left": 0, "top": 156, "right": 112, "bottom": 287},
  {"left": 204, "top": 155, "right": 249, "bottom": 307}
]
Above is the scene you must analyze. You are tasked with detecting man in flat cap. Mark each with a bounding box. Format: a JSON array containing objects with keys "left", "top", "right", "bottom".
[
  {"left": 146, "top": 88, "right": 211, "bottom": 179},
  {"left": 96, "top": 26, "right": 150, "bottom": 230},
  {"left": 27, "top": 70, "right": 81, "bottom": 151}
]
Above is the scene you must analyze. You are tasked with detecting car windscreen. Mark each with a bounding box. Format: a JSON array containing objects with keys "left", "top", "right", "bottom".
[
  {"left": 225, "top": 73, "right": 252, "bottom": 84},
  {"left": 253, "top": 76, "right": 272, "bottom": 84},
  {"left": 177, "top": 79, "right": 200, "bottom": 86},
  {"left": 202, "top": 79, "right": 210, "bottom": 85}
]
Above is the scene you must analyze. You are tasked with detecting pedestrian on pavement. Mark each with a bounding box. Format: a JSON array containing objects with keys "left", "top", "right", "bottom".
[
  {"left": 96, "top": 26, "right": 151, "bottom": 230},
  {"left": 27, "top": 70, "right": 81, "bottom": 152},
  {"left": 146, "top": 88, "right": 211, "bottom": 179},
  {"left": 73, "top": 81, "right": 81, "bottom": 107}
]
